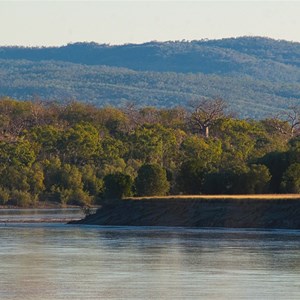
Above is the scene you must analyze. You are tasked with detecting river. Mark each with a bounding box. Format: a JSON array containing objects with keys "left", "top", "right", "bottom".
[{"left": 0, "top": 209, "right": 300, "bottom": 299}]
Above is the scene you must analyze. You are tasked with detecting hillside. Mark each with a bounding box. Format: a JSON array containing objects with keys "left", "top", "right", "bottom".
[{"left": 0, "top": 37, "right": 299, "bottom": 118}]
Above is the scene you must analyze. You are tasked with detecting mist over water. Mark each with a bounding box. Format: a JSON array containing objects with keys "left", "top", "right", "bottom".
[{"left": 0, "top": 210, "right": 300, "bottom": 299}]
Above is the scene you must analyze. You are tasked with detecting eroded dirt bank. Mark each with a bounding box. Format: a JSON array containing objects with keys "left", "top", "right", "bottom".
[{"left": 71, "top": 197, "right": 300, "bottom": 229}]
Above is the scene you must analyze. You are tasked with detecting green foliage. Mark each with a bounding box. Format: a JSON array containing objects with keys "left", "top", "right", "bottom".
[
  {"left": 202, "top": 164, "right": 248, "bottom": 194},
  {"left": 281, "top": 163, "right": 300, "bottom": 193},
  {"left": 181, "top": 136, "right": 222, "bottom": 166},
  {"left": 203, "top": 171, "right": 238, "bottom": 195},
  {"left": 135, "top": 164, "right": 170, "bottom": 196},
  {"left": 243, "top": 164, "right": 272, "bottom": 194},
  {"left": 31, "top": 165, "right": 45, "bottom": 194},
  {"left": 59, "top": 123, "right": 101, "bottom": 164},
  {"left": 288, "top": 137, "right": 300, "bottom": 164},
  {"left": 41, "top": 158, "right": 93, "bottom": 205},
  {"left": 177, "top": 160, "right": 210, "bottom": 194},
  {"left": 9, "top": 190, "right": 32, "bottom": 207},
  {"left": 0, "top": 140, "right": 36, "bottom": 167},
  {"left": 259, "top": 151, "right": 289, "bottom": 193},
  {"left": 42, "top": 157, "right": 62, "bottom": 192},
  {"left": 99, "top": 136, "right": 127, "bottom": 175},
  {"left": 103, "top": 173, "right": 133, "bottom": 200},
  {"left": 81, "top": 165, "right": 103, "bottom": 197},
  {"left": 0, "top": 98, "right": 298, "bottom": 206},
  {"left": 0, "top": 166, "right": 31, "bottom": 192},
  {"left": 28, "top": 125, "right": 61, "bottom": 158},
  {"left": 130, "top": 126, "right": 163, "bottom": 164},
  {"left": 212, "top": 118, "right": 261, "bottom": 164},
  {"left": 0, "top": 187, "right": 9, "bottom": 205},
  {"left": 203, "top": 164, "right": 271, "bottom": 194}
]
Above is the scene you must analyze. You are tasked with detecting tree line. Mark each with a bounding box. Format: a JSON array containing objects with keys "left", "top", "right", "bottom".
[{"left": 0, "top": 97, "right": 299, "bottom": 207}]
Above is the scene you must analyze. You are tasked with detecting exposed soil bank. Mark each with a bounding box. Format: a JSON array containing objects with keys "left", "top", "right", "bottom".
[{"left": 71, "top": 196, "right": 300, "bottom": 229}]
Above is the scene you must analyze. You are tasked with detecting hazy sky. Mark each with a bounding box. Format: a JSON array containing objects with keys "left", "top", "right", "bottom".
[{"left": 0, "top": 1, "right": 299, "bottom": 46}]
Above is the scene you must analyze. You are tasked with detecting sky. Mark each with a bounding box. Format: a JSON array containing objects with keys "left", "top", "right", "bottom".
[{"left": 0, "top": 1, "right": 299, "bottom": 46}]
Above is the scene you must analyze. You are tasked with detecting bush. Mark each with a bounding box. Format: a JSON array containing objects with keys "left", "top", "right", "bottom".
[
  {"left": 0, "top": 187, "right": 10, "bottom": 205},
  {"left": 103, "top": 172, "right": 133, "bottom": 200},
  {"left": 9, "top": 190, "right": 32, "bottom": 207},
  {"left": 135, "top": 164, "right": 169, "bottom": 196},
  {"left": 203, "top": 164, "right": 271, "bottom": 194},
  {"left": 203, "top": 171, "right": 236, "bottom": 194},
  {"left": 281, "top": 163, "right": 300, "bottom": 193},
  {"left": 81, "top": 165, "right": 103, "bottom": 197},
  {"left": 69, "top": 189, "right": 93, "bottom": 206},
  {"left": 243, "top": 164, "right": 271, "bottom": 194},
  {"left": 177, "top": 160, "right": 208, "bottom": 194}
]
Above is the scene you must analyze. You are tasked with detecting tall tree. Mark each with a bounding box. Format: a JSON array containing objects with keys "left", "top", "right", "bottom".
[{"left": 189, "top": 98, "right": 227, "bottom": 138}]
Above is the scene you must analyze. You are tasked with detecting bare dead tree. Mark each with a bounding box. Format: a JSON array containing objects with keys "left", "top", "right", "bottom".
[
  {"left": 122, "top": 101, "right": 141, "bottom": 131},
  {"left": 276, "top": 106, "right": 300, "bottom": 137},
  {"left": 189, "top": 97, "right": 227, "bottom": 138},
  {"left": 286, "top": 106, "right": 300, "bottom": 137}
]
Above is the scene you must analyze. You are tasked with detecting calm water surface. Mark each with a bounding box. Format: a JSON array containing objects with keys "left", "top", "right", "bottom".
[{"left": 0, "top": 210, "right": 300, "bottom": 299}]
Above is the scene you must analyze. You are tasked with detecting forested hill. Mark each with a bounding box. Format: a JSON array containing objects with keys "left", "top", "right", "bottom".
[
  {"left": 2, "top": 37, "right": 300, "bottom": 74},
  {"left": 0, "top": 37, "right": 300, "bottom": 118}
]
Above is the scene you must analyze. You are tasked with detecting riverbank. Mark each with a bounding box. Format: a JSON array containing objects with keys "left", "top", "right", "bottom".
[
  {"left": 0, "top": 201, "right": 101, "bottom": 210},
  {"left": 71, "top": 195, "right": 300, "bottom": 229},
  {"left": 0, "top": 207, "right": 85, "bottom": 223}
]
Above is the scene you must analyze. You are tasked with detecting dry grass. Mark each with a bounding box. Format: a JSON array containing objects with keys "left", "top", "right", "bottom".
[{"left": 125, "top": 194, "right": 300, "bottom": 201}]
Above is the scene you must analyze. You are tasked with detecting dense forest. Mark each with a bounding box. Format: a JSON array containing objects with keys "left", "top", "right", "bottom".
[
  {"left": 0, "top": 97, "right": 299, "bottom": 207},
  {"left": 0, "top": 37, "right": 300, "bottom": 119}
]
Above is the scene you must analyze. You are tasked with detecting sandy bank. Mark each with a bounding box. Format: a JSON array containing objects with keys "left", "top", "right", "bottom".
[{"left": 71, "top": 195, "right": 300, "bottom": 229}]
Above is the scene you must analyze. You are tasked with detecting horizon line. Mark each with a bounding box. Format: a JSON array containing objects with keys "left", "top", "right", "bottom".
[{"left": 0, "top": 35, "right": 299, "bottom": 48}]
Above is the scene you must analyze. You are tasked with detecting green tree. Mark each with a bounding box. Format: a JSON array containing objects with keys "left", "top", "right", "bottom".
[
  {"left": 281, "top": 163, "right": 300, "bottom": 193},
  {"left": 59, "top": 122, "right": 101, "bottom": 164},
  {"left": 259, "top": 151, "right": 289, "bottom": 193},
  {"left": 212, "top": 118, "right": 259, "bottom": 165},
  {"left": 81, "top": 165, "right": 103, "bottom": 198},
  {"left": 135, "top": 164, "right": 170, "bottom": 196},
  {"left": 288, "top": 137, "right": 300, "bottom": 164},
  {"left": 103, "top": 173, "right": 133, "bottom": 200},
  {"left": 42, "top": 158, "right": 92, "bottom": 205},
  {"left": 0, "top": 187, "right": 9, "bottom": 205},
  {"left": 129, "top": 126, "right": 163, "bottom": 164},
  {"left": 181, "top": 135, "right": 222, "bottom": 166},
  {"left": 203, "top": 164, "right": 249, "bottom": 194},
  {"left": 243, "top": 164, "right": 271, "bottom": 194},
  {"left": 28, "top": 125, "right": 61, "bottom": 159},
  {"left": 177, "top": 159, "right": 208, "bottom": 194},
  {"left": 0, "top": 140, "right": 36, "bottom": 167},
  {"left": 99, "top": 136, "right": 127, "bottom": 175}
]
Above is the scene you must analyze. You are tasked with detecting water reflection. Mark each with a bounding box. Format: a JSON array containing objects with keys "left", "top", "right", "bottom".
[
  {"left": 1, "top": 222, "right": 300, "bottom": 299},
  {"left": 0, "top": 208, "right": 83, "bottom": 223}
]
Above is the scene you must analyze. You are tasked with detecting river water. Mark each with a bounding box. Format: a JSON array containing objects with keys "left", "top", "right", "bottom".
[{"left": 0, "top": 209, "right": 300, "bottom": 299}]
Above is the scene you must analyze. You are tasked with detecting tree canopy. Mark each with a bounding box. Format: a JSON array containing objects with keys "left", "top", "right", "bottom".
[{"left": 0, "top": 97, "right": 299, "bottom": 207}]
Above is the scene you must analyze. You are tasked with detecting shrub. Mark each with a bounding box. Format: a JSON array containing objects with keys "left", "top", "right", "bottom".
[
  {"left": 0, "top": 187, "right": 10, "bottom": 205},
  {"left": 135, "top": 164, "right": 169, "bottom": 196},
  {"left": 177, "top": 160, "right": 208, "bottom": 194},
  {"left": 9, "top": 190, "right": 32, "bottom": 207},
  {"left": 69, "top": 189, "right": 93, "bottom": 206},
  {"left": 103, "top": 172, "right": 133, "bottom": 200},
  {"left": 281, "top": 163, "right": 300, "bottom": 193},
  {"left": 243, "top": 164, "right": 271, "bottom": 194}
]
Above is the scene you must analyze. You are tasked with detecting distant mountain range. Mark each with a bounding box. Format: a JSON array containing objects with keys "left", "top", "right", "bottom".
[{"left": 0, "top": 36, "right": 299, "bottom": 118}]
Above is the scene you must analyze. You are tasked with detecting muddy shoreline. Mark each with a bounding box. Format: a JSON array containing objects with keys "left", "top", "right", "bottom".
[{"left": 71, "top": 196, "right": 300, "bottom": 229}]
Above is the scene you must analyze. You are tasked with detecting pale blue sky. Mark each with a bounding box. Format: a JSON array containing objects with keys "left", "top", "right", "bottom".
[{"left": 0, "top": 1, "right": 299, "bottom": 46}]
